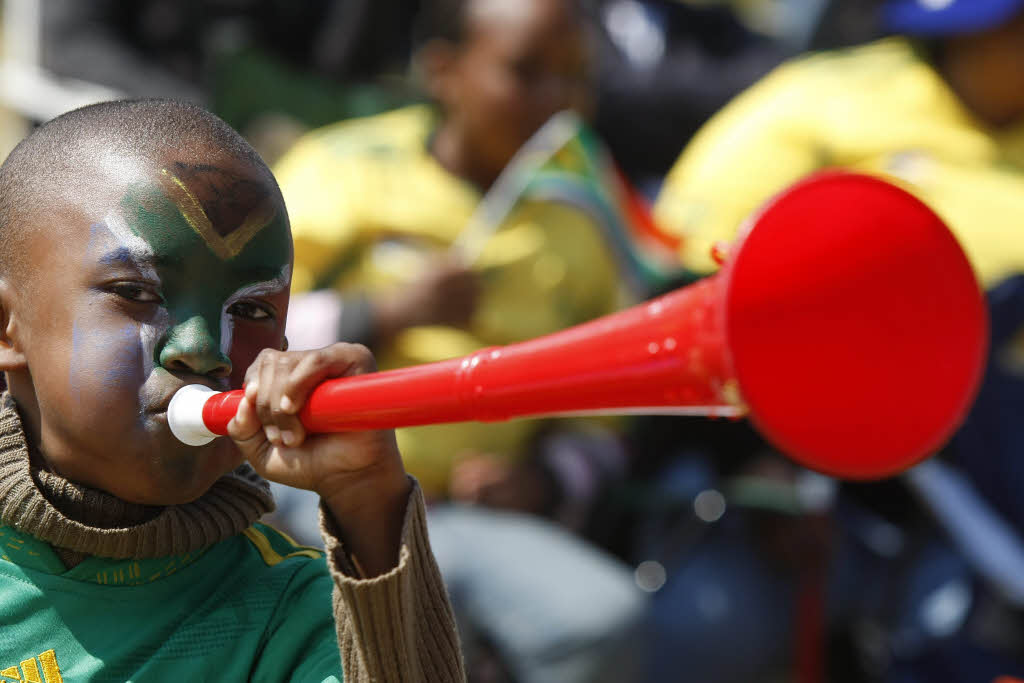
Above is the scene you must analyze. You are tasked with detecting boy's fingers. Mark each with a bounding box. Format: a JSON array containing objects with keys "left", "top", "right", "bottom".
[
  {"left": 280, "top": 343, "right": 376, "bottom": 419},
  {"left": 254, "top": 355, "right": 284, "bottom": 443},
  {"left": 243, "top": 363, "right": 259, "bottom": 398},
  {"left": 226, "top": 395, "right": 262, "bottom": 442},
  {"left": 250, "top": 351, "right": 304, "bottom": 446},
  {"left": 239, "top": 344, "right": 378, "bottom": 449},
  {"left": 269, "top": 352, "right": 307, "bottom": 446},
  {"left": 254, "top": 354, "right": 276, "bottom": 422},
  {"left": 243, "top": 347, "right": 275, "bottom": 399}
]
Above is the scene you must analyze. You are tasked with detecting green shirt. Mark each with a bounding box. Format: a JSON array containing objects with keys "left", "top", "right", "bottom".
[{"left": 0, "top": 523, "right": 341, "bottom": 682}]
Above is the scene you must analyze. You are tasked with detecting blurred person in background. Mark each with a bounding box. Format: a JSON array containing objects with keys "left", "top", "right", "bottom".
[
  {"left": 807, "top": 0, "right": 887, "bottom": 48},
  {"left": 35, "top": 0, "right": 422, "bottom": 162},
  {"left": 587, "top": 0, "right": 889, "bottom": 190},
  {"left": 273, "top": 0, "right": 654, "bottom": 681},
  {"left": 644, "top": 0, "right": 1024, "bottom": 680},
  {"left": 38, "top": 0, "right": 420, "bottom": 99},
  {"left": 588, "top": 0, "right": 795, "bottom": 187},
  {"left": 30, "top": 0, "right": 864, "bottom": 178}
]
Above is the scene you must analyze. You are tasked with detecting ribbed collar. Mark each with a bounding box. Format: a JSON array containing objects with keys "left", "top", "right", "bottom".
[{"left": 0, "top": 392, "right": 274, "bottom": 560}]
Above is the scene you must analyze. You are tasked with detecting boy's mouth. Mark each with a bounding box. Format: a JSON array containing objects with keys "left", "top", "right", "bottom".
[{"left": 148, "top": 378, "right": 228, "bottom": 415}]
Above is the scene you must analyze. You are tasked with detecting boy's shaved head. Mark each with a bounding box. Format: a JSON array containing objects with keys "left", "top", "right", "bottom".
[
  {"left": 0, "top": 98, "right": 275, "bottom": 282},
  {"left": 0, "top": 98, "right": 293, "bottom": 504}
]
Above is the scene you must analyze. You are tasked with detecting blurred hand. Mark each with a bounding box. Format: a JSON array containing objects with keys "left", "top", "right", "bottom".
[
  {"left": 449, "top": 454, "right": 556, "bottom": 515},
  {"left": 374, "top": 255, "right": 480, "bottom": 341},
  {"left": 228, "top": 343, "right": 411, "bottom": 575}
]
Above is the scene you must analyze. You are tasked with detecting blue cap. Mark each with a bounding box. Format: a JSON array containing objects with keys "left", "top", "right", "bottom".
[{"left": 883, "top": 0, "right": 1024, "bottom": 36}]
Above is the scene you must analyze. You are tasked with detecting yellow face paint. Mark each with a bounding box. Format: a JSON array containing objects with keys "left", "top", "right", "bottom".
[{"left": 159, "top": 168, "right": 277, "bottom": 260}]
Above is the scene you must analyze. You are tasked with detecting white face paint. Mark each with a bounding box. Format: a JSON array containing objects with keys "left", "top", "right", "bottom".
[
  {"left": 94, "top": 210, "right": 291, "bottom": 376},
  {"left": 98, "top": 212, "right": 158, "bottom": 277},
  {"left": 96, "top": 213, "right": 166, "bottom": 377}
]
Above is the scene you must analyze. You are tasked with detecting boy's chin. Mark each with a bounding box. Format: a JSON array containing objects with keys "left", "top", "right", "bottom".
[{"left": 121, "top": 436, "right": 244, "bottom": 506}]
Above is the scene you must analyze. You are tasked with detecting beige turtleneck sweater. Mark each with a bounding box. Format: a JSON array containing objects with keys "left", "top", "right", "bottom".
[{"left": 0, "top": 392, "right": 465, "bottom": 682}]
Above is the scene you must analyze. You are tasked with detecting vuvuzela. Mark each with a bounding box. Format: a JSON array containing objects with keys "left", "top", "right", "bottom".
[{"left": 168, "top": 172, "right": 988, "bottom": 480}]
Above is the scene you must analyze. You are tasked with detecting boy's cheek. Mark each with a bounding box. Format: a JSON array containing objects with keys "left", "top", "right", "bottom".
[
  {"left": 68, "top": 319, "right": 147, "bottom": 402},
  {"left": 228, "top": 332, "right": 284, "bottom": 389}
]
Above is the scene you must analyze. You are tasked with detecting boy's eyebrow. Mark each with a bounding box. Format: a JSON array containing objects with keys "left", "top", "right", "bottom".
[
  {"left": 97, "top": 247, "right": 168, "bottom": 270},
  {"left": 238, "top": 265, "right": 290, "bottom": 286},
  {"left": 97, "top": 248, "right": 286, "bottom": 288}
]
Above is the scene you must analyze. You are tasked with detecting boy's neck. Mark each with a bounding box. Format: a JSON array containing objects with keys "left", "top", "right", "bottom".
[
  {"left": 32, "top": 456, "right": 162, "bottom": 528},
  {"left": 0, "top": 392, "right": 275, "bottom": 563}
]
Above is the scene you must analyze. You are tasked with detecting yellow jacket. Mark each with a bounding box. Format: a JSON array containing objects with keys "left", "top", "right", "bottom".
[{"left": 654, "top": 37, "right": 1024, "bottom": 288}]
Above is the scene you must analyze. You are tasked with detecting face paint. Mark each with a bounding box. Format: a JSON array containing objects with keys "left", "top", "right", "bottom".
[
  {"left": 159, "top": 166, "right": 277, "bottom": 261},
  {"left": 96, "top": 214, "right": 156, "bottom": 269},
  {"left": 68, "top": 222, "right": 164, "bottom": 407},
  {"left": 117, "top": 162, "right": 291, "bottom": 382},
  {"left": 19, "top": 155, "right": 292, "bottom": 505},
  {"left": 220, "top": 264, "right": 291, "bottom": 356}
]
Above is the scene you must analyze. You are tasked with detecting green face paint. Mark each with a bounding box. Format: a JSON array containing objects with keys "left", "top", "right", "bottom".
[
  {"left": 159, "top": 164, "right": 278, "bottom": 260},
  {"left": 116, "top": 161, "right": 292, "bottom": 374}
]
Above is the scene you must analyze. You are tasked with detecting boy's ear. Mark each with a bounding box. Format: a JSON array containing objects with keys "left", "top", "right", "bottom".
[{"left": 0, "top": 278, "right": 27, "bottom": 371}]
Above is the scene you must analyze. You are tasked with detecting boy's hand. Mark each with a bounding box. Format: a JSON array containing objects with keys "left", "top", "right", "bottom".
[{"left": 227, "top": 343, "right": 411, "bottom": 575}]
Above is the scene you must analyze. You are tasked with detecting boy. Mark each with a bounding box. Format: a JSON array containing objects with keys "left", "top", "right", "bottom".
[{"left": 0, "top": 99, "right": 464, "bottom": 682}]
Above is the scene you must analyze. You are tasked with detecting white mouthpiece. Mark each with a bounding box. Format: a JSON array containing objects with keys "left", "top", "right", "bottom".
[{"left": 168, "top": 384, "right": 220, "bottom": 446}]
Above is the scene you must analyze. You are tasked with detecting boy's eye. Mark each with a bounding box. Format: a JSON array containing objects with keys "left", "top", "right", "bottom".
[
  {"left": 227, "top": 300, "right": 274, "bottom": 321},
  {"left": 109, "top": 283, "right": 162, "bottom": 304}
]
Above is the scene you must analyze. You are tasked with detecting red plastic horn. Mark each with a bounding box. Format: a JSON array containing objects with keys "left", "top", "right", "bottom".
[{"left": 169, "top": 172, "right": 988, "bottom": 480}]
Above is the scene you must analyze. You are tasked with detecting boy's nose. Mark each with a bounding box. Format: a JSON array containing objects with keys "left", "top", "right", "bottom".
[{"left": 159, "top": 315, "right": 232, "bottom": 379}]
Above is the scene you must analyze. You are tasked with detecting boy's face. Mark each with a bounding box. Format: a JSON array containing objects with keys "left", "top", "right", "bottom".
[
  {"left": 443, "top": 0, "right": 592, "bottom": 176},
  {"left": 8, "top": 150, "right": 292, "bottom": 505}
]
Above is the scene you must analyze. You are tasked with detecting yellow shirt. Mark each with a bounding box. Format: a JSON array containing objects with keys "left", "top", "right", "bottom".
[
  {"left": 654, "top": 37, "right": 1024, "bottom": 287},
  {"left": 275, "top": 106, "right": 625, "bottom": 495}
]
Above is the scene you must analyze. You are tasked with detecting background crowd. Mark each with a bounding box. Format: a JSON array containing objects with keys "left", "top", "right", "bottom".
[{"left": 1, "top": 0, "right": 1023, "bottom": 681}]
